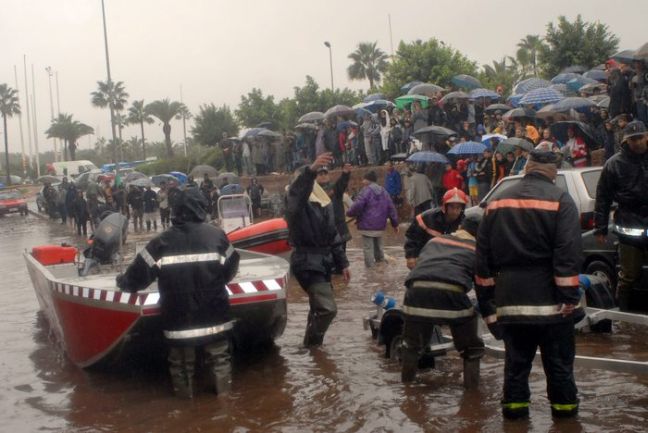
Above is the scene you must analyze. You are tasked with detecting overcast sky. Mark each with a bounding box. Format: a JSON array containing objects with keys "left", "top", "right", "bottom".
[{"left": 1, "top": 0, "right": 647, "bottom": 156}]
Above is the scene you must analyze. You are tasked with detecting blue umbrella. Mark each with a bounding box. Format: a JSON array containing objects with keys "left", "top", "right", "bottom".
[
  {"left": 355, "top": 107, "right": 372, "bottom": 119},
  {"left": 551, "top": 72, "right": 581, "bottom": 85},
  {"left": 363, "top": 93, "right": 385, "bottom": 102},
  {"left": 567, "top": 76, "right": 598, "bottom": 92},
  {"left": 507, "top": 93, "right": 524, "bottom": 108},
  {"left": 481, "top": 134, "right": 507, "bottom": 149},
  {"left": 583, "top": 69, "right": 607, "bottom": 82},
  {"left": 169, "top": 171, "right": 187, "bottom": 184},
  {"left": 552, "top": 97, "right": 595, "bottom": 113},
  {"left": 400, "top": 80, "right": 423, "bottom": 94},
  {"left": 406, "top": 151, "right": 449, "bottom": 164},
  {"left": 469, "top": 88, "right": 501, "bottom": 100},
  {"left": 448, "top": 141, "right": 487, "bottom": 155},
  {"left": 451, "top": 74, "right": 482, "bottom": 90},
  {"left": 513, "top": 78, "right": 551, "bottom": 95},
  {"left": 549, "top": 83, "right": 573, "bottom": 96},
  {"left": 519, "top": 87, "right": 564, "bottom": 105},
  {"left": 336, "top": 120, "right": 358, "bottom": 131},
  {"left": 356, "top": 99, "right": 394, "bottom": 113}
]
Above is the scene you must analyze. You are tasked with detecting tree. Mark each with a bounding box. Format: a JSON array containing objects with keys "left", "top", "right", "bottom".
[
  {"left": 192, "top": 104, "right": 239, "bottom": 147},
  {"left": 90, "top": 80, "right": 128, "bottom": 161},
  {"left": 0, "top": 84, "right": 21, "bottom": 184},
  {"left": 126, "top": 100, "right": 154, "bottom": 159},
  {"left": 479, "top": 58, "right": 524, "bottom": 97},
  {"left": 45, "top": 113, "right": 94, "bottom": 161},
  {"left": 347, "top": 41, "right": 389, "bottom": 91},
  {"left": 517, "top": 35, "right": 544, "bottom": 77},
  {"left": 235, "top": 88, "right": 282, "bottom": 129},
  {"left": 145, "top": 99, "right": 185, "bottom": 157},
  {"left": 539, "top": 15, "right": 619, "bottom": 77},
  {"left": 381, "top": 38, "right": 478, "bottom": 98}
]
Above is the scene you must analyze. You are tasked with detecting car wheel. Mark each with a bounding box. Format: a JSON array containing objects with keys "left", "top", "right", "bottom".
[
  {"left": 389, "top": 334, "right": 403, "bottom": 362},
  {"left": 585, "top": 260, "right": 617, "bottom": 290}
]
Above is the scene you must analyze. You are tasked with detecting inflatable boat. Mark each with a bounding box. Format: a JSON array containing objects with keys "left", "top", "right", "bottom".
[{"left": 227, "top": 218, "right": 291, "bottom": 256}]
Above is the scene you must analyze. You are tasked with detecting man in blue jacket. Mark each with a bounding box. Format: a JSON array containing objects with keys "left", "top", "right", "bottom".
[{"left": 384, "top": 161, "right": 402, "bottom": 207}]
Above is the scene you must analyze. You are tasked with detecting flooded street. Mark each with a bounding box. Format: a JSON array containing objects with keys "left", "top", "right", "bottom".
[{"left": 3, "top": 213, "right": 648, "bottom": 432}]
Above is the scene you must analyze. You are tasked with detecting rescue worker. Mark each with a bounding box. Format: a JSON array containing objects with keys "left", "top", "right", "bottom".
[
  {"left": 404, "top": 187, "right": 467, "bottom": 269},
  {"left": 401, "top": 207, "right": 485, "bottom": 387},
  {"left": 317, "top": 164, "right": 352, "bottom": 255},
  {"left": 116, "top": 188, "right": 240, "bottom": 399},
  {"left": 594, "top": 120, "right": 648, "bottom": 311},
  {"left": 285, "top": 152, "right": 350, "bottom": 347},
  {"left": 475, "top": 150, "right": 583, "bottom": 420}
]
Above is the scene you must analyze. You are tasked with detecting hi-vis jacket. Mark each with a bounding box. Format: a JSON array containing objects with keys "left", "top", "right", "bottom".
[
  {"left": 117, "top": 221, "right": 240, "bottom": 331},
  {"left": 475, "top": 173, "right": 583, "bottom": 325},
  {"left": 403, "top": 230, "right": 477, "bottom": 323},
  {"left": 404, "top": 207, "right": 462, "bottom": 258}
]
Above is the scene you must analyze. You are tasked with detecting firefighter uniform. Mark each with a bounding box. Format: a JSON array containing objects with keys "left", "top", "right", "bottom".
[
  {"left": 475, "top": 150, "right": 583, "bottom": 419},
  {"left": 117, "top": 188, "right": 240, "bottom": 399},
  {"left": 285, "top": 166, "right": 349, "bottom": 347},
  {"left": 404, "top": 207, "right": 462, "bottom": 260}
]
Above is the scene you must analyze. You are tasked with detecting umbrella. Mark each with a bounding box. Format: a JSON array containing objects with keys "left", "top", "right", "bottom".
[
  {"left": 354, "top": 99, "right": 394, "bottom": 113},
  {"left": 324, "top": 104, "right": 355, "bottom": 118},
  {"left": 408, "top": 83, "right": 445, "bottom": 97},
  {"left": 469, "top": 88, "right": 501, "bottom": 100},
  {"left": 561, "top": 65, "right": 587, "bottom": 74},
  {"left": 503, "top": 107, "right": 536, "bottom": 121},
  {"left": 400, "top": 80, "right": 423, "bottom": 94},
  {"left": 519, "top": 87, "right": 564, "bottom": 105},
  {"left": 596, "top": 96, "right": 610, "bottom": 109},
  {"left": 549, "top": 83, "right": 574, "bottom": 96},
  {"left": 497, "top": 137, "right": 533, "bottom": 154},
  {"left": 257, "top": 128, "right": 282, "bottom": 139},
  {"left": 336, "top": 120, "right": 358, "bottom": 131},
  {"left": 220, "top": 183, "right": 243, "bottom": 195},
  {"left": 189, "top": 164, "right": 219, "bottom": 179},
  {"left": 217, "top": 172, "right": 239, "bottom": 186},
  {"left": 484, "top": 103, "right": 512, "bottom": 114},
  {"left": 583, "top": 69, "right": 607, "bottom": 82},
  {"left": 123, "top": 171, "right": 147, "bottom": 184},
  {"left": 451, "top": 74, "right": 482, "bottom": 90},
  {"left": 551, "top": 73, "right": 581, "bottom": 85},
  {"left": 440, "top": 91, "right": 470, "bottom": 104},
  {"left": 448, "top": 141, "right": 487, "bottom": 155},
  {"left": 481, "top": 134, "right": 507, "bottom": 147},
  {"left": 635, "top": 42, "right": 648, "bottom": 61},
  {"left": 355, "top": 107, "right": 373, "bottom": 119},
  {"left": 297, "top": 112, "right": 325, "bottom": 123},
  {"left": 36, "top": 175, "right": 61, "bottom": 185},
  {"left": 550, "top": 121, "right": 599, "bottom": 148},
  {"left": 390, "top": 152, "right": 409, "bottom": 162},
  {"left": 513, "top": 78, "right": 551, "bottom": 95},
  {"left": 394, "top": 94, "right": 429, "bottom": 110},
  {"left": 256, "top": 121, "right": 273, "bottom": 129},
  {"left": 552, "top": 97, "right": 595, "bottom": 113},
  {"left": 130, "top": 177, "right": 153, "bottom": 188},
  {"left": 567, "top": 76, "right": 598, "bottom": 92},
  {"left": 406, "top": 151, "right": 449, "bottom": 164},
  {"left": 243, "top": 127, "right": 264, "bottom": 138},
  {"left": 413, "top": 125, "right": 457, "bottom": 138},
  {"left": 363, "top": 93, "right": 385, "bottom": 102},
  {"left": 579, "top": 83, "right": 608, "bottom": 96},
  {"left": 295, "top": 122, "right": 318, "bottom": 130},
  {"left": 612, "top": 49, "right": 639, "bottom": 64},
  {"left": 536, "top": 104, "right": 573, "bottom": 122},
  {"left": 151, "top": 174, "right": 178, "bottom": 186},
  {"left": 169, "top": 171, "right": 187, "bottom": 184},
  {"left": 507, "top": 93, "right": 525, "bottom": 108}
]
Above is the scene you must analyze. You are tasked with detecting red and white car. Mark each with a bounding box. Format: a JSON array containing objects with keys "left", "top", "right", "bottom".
[{"left": 0, "top": 189, "right": 28, "bottom": 216}]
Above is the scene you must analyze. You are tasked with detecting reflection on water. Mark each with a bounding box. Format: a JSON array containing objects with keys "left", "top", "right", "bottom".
[{"left": 2, "top": 216, "right": 648, "bottom": 432}]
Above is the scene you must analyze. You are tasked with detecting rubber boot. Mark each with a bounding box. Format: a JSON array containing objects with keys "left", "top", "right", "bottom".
[
  {"left": 502, "top": 402, "right": 530, "bottom": 420},
  {"left": 463, "top": 358, "right": 480, "bottom": 389},
  {"left": 168, "top": 346, "right": 196, "bottom": 399},
  {"left": 401, "top": 349, "right": 419, "bottom": 383},
  {"left": 617, "top": 285, "right": 631, "bottom": 312},
  {"left": 551, "top": 402, "right": 579, "bottom": 418},
  {"left": 303, "top": 282, "right": 337, "bottom": 348},
  {"left": 204, "top": 339, "right": 232, "bottom": 396}
]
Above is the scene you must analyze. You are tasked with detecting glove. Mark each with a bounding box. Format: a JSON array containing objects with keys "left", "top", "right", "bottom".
[
  {"left": 406, "top": 258, "right": 417, "bottom": 270},
  {"left": 487, "top": 322, "right": 503, "bottom": 340}
]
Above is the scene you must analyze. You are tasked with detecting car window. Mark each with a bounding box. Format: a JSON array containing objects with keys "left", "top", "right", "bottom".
[
  {"left": 483, "top": 178, "right": 520, "bottom": 203},
  {"left": 580, "top": 170, "right": 602, "bottom": 199},
  {"left": 555, "top": 174, "right": 567, "bottom": 193},
  {"left": 0, "top": 191, "right": 21, "bottom": 200}
]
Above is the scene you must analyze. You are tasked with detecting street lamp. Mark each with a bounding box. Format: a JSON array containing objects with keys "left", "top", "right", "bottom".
[
  {"left": 324, "top": 41, "right": 334, "bottom": 92},
  {"left": 100, "top": 0, "right": 119, "bottom": 163},
  {"left": 45, "top": 66, "right": 58, "bottom": 161}
]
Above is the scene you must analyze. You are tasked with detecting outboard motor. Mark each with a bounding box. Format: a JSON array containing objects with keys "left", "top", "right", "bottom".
[{"left": 80, "top": 211, "right": 129, "bottom": 276}]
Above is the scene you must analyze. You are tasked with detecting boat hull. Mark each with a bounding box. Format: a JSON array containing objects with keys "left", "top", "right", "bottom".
[{"left": 227, "top": 218, "right": 291, "bottom": 255}]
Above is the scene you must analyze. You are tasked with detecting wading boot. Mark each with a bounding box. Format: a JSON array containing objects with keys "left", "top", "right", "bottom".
[
  {"left": 502, "top": 401, "right": 530, "bottom": 420},
  {"left": 401, "top": 349, "right": 419, "bottom": 383},
  {"left": 168, "top": 346, "right": 196, "bottom": 399},
  {"left": 205, "top": 340, "right": 232, "bottom": 396},
  {"left": 463, "top": 358, "right": 480, "bottom": 390}
]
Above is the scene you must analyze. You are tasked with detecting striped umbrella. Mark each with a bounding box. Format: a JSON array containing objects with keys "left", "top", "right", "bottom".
[
  {"left": 549, "top": 83, "right": 574, "bottom": 96},
  {"left": 519, "top": 87, "right": 564, "bottom": 105},
  {"left": 513, "top": 78, "right": 551, "bottom": 95},
  {"left": 552, "top": 97, "right": 595, "bottom": 113},
  {"left": 567, "top": 76, "right": 598, "bottom": 92},
  {"left": 551, "top": 72, "right": 581, "bottom": 85},
  {"left": 469, "top": 88, "right": 501, "bottom": 100},
  {"left": 448, "top": 141, "right": 487, "bottom": 155},
  {"left": 507, "top": 93, "right": 524, "bottom": 108}
]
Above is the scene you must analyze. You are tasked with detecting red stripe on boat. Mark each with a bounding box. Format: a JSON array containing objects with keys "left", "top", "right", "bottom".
[
  {"left": 228, "top": 283, "right": 244, "bottom": 294},
  {"left": 113, "top": 291, "right": 122, "bottom": 303},
  {"left": 229, "top": 293, "right": 277, "bottom": 305},
  {"left": 253, "top": 281, "right": 268, "bottom": 291}
]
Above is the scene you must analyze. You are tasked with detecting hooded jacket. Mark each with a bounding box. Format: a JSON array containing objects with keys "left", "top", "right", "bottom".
[
  {"left": 346, "top": 182, "right": 398, "bottom": 232},
  {"left": 404, "top": 207, "right": 462, "bottom": 258}
]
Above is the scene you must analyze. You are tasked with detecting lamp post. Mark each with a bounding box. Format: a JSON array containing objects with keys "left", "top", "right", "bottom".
[
  {"left": 100, "top": 0, "right": 119, "bottom": 163},
  {"left": 324, "top": 41, "right": 334, "bottom": 92},
  {"left": 45, "top": 66, "right": 58, "bottom": 161}
]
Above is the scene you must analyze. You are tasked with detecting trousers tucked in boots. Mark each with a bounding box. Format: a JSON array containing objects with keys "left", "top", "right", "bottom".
[{"left": 303, "top": 281, "right": 337, "bottom": 347}]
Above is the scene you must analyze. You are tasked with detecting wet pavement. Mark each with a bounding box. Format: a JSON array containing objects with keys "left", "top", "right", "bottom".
[{"left": 2, "top": 212, "right": 648, "bottom": 432}]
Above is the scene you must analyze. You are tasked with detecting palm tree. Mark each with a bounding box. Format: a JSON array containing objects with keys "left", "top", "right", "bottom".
[
  {"left": 517, "top": 35, "right": 544, "bottom": 77},
  {"left": 0, "top": 84, "right": 21, "bottom": 185},
  {"left": 146, "top": 99, "right": 185, "bottom": 157},
  {"left": 90, "top": 80, "right": 128, "bottom": 161},
  {"left": 347, "top": 42, "right": 389, "bottom": 90},
  {"left": 480, "top": 58, "right": 523, "bottom": 96},
  {"left": 126, "top": 100, "right": 154, "bottom": 159},
  {"left": 45, "top": 113, "right": 94, "bottom": 161}
]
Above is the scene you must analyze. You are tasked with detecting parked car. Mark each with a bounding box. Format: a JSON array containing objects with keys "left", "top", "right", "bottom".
[
  {"left": 0, "top": 189, "right": 28, "bottom": 216},
  {"left": 73, "top": 169, "right": 105, "bottom": 191},
  {"left": 477, "top": 167, "right": 602, "bottom": 231}
]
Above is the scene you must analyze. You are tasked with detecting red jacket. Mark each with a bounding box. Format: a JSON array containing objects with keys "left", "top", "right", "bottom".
[{"left": 442, "top": 169, "right": 463, "bottom": 191}]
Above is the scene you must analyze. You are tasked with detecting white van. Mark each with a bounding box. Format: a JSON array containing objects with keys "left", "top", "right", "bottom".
[{"left": 49, "top": 160, "right": 98, "bottom": 177}]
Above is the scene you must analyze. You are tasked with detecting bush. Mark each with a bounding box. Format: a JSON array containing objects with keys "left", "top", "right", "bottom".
[{"left": 137, "top": 145, "right": 224, "bottom": 175}]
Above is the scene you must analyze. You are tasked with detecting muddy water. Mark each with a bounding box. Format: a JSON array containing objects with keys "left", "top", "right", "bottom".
[{"left": 3, "top": 214, "right": 648, "bottom": 433}]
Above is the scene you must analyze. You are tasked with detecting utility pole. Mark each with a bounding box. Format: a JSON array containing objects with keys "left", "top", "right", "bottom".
[
  {"left": 388, "top": 14, "right": 394, "bottom": 57},
  {"left": 13, "top": 65, "right": 26, "bottom": 177},
  {"left": 23, "top": 56, "right": 34, "bottom": 172},
  {"left": 45, "top": 67, "right": 58, "bottom": 161},
  {"left": 55, "top": 71, "right": 61, "bottom": 115},
  {"left": 31, "top": 64, "right": 41, "bottom": 177},
  {"left": 100, "top": 0, "right": 118, "bottom": 163},
  {"left": 324, "top": 41, "right": 334, "bottom": 92}
]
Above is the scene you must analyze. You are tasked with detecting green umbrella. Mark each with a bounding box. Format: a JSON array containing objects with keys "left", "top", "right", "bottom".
[{"left": 394, "top": 94, "right": 429, "bottom": 110}]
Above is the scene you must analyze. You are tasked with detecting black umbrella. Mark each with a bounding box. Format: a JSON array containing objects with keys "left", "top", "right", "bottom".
[
  {"left": 497, "top": 137, "right": 534, "bottom": 154},
  {"left": 550, "top": 121, "right": 600, "bottom": 149},
  {"left": 413, "top": 125, "right": 457, "bottom": 138},
  {"left": 257, "top": 128, "right": 282, "bottom": 139},
  {"left": 408, "top": 83, "right": 445, "bottom": 97},
  {"left": 503, "top": 107, "right": 536, "bottom": 121},
  {"left": 324, "top": 105, "right": 355, "bottom": 118},
  {"left": 297, "top": 112, "right": 325, "bottom": 123},
  {"left": 256, "top": 121, "right": 273, "bottom": 129},
  {"left": 440, "top": 91, "right": 470, "bottom": 104},
  {"left": 612, "top": 49, "right": 639, "bottom": 64},
  {"left": 484, "top": 103, "right": 512, "bottom": 114}
]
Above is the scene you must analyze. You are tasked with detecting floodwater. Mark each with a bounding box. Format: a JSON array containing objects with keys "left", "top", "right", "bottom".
[{"left": 3, "top": 212, "right": 648, "bottom": 433}]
